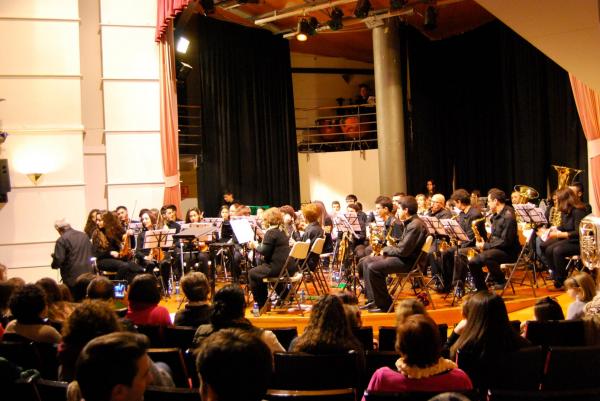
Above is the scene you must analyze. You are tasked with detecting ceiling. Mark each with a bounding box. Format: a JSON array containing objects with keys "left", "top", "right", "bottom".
[{"left": 183, "top": 0, "right": 495, "bottom": 63}]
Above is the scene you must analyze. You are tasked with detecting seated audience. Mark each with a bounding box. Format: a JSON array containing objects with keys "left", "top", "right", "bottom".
[
  {"left": 564, "top": 272, "right": 596, "bottom": 320},
  {"left": 196, "top": 328, "right": 272, "bottom": 401},
  {"left": 59, "top": 284, "right": 73, "bottom": 302},
  {"left": 533, "top": 296, "right": 565, "bottom": 321},
  {"left": 86, "top": 276, "right": 116, "bottom": 302},
  {"left": 0, "top": 281, "right": 17, "bottom": 327},
  {"left": 175, "top": 272, "right": 211, "bottom": 327},
  {"left": 193, "top": 285, "right": 284, "bottom": 353},
  {"left": 3, "top": 284, "right": 61, "bottom": 343},
  {"left": 125, "top": 274, "right": 171, "bottom": 327},
  {"left": 395, "top": 298, "right": 428, "bottom": 324},
  {"left": 364, "top": 315, "right": 472, "bottom": 398},
  {"left": 36, "top": 277, "right": 75, "bottom": 323},
  {"left": 71, "top": 273, "right": 97, "bottom": 303},
  {"left": 337, "top": 291, "right": 362, "bottom": 329}
]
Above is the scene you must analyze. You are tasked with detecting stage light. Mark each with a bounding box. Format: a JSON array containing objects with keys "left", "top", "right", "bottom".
[
  {"left": 176, "top": 61, "right": 193, "bottom": 81},
  {"left": 176, "top": 37, "right": 190, "bottom": 54},
  {"left": 424, "top": 6, "right": 437, "bottom": 30},
  {"left": 296, "top": 17, "right": 318, "bottom": 41},
  {"left": 200, "top": 0, "right": 215, "bottom": 14},
  {"left": 328, "top": 7, "right": 343, "bottom": 31},
  {"left": 354, "top": 0, "right": 371, "bottom": 18},
  {"left": 390, "top": 0, "right": 407, "bottom": 10}
]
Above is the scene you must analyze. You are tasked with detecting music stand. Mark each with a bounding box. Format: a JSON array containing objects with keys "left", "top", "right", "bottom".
[
  {"left": 333, "top": 213, "right": 362, "bottom": 295},
  {"left": 440, "top": 219, "right": 470, "bottom": 306},
  {"left": 143, "top": 229, "right": 175, "bottom": 296}
]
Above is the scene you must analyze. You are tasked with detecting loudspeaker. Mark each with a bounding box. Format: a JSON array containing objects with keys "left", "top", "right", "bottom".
[{"left": 0, "top": 159, "right": 11, "bottom": 202}]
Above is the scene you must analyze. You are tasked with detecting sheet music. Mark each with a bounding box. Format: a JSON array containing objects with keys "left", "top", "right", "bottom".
[
  {"left": 142, "top": 228, "right": 176, "bottom": 249},
  {"left": 230, "top": 218, "right": 254, "bottom": 244},
  {"left": 514, "top": 204, "right": 548, "bottom": 225},
  {"left": 420, "top": 216, "right": 447, "bottom": 236},
  {"left": 440, "top": 219, "right": 470, "bottom": 242},
  {"left": 203, "top": 217, "right": 224, "bottom": 230}
]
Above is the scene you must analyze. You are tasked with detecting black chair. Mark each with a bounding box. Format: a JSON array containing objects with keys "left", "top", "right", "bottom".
[
  {"left": 379, "top": 324, "right": 448, "bottom": 352},
  {"left": 488, "top": 388, "right": 600, "bottom": 401},
  {"left": 510, "top": 320, "right": 522, "bottom": 334},
  {"left": 35, "top": 379, "right": 68, "bottom": 401},
  {"left": 164, "top": 326, "right": 197, "bottom": 350},
  {"left": 184, "top": 348, "right": 200, "bottom": 388},
  {"left": 148, "top": 348, "right": 191, "bottom": 388},
  {"left": 365, "top": 351, "right": 399, "bottom": 382},
  {"left": 266, "top": 327, "right": 299, "bottom": 351},
  {"left": 144, "top": 385, "right": 201, "bottom": 401},
  {"left": 524, "top": 320, "right": 585, "bottom": 347},
  {"left": 137, "top": 325, "right": 166, "bottom": 347},
  {"left": 272, "top": 352, "right": 361, "bottom": 391},
  {"left": 0, "top": 340, "right": 58, "bottom": 380},
  {"left": 542, "top": 346, "right": 600, "bottom": 390},
  {"left": 364, "top": 390, "right": 476, "bottom": 401},
  {"left": 266, "top": 388, "right": 355, "bottom": 401},
  {"left": 353, "top": 326, "right": 374, "bottom": 351}
]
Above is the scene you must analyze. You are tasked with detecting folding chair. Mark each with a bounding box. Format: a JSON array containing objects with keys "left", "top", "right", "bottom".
[
  {"left": 386, "top": 236, "right": 434, "bottom": 312},
  {"left": 501, "top": 234, "right": 543, "bottom": 297},
  {"left": 261, "top": 241, "right": 310, "bottom": 315},
  {"left": 294, "top": 238, "right": 329, "bottom": 298}
]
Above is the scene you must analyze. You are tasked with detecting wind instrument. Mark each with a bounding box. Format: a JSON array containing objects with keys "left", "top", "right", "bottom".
[
  {"left": 550, "top": 165, "right": 583, "bottom": 227},
  {"left": 467, "top": 215, "right": 487, "bottom": 261}
]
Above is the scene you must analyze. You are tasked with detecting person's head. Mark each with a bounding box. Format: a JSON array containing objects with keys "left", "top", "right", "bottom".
[
  {"left": 415, "top": 194, "right": 426, "bottom": 209},
  {"left": 59, "top": 284, "right": 73, "bottom": 302},
  {"left": 0, "top": 281, "right": 17, "bottom": 313},
  {"left": 72, "top": 273, "right": 97, "bottom": 303},
  {"left": 426, "top": 180, "right": 435, "bottom": 193},
  {"left": 164, "top": 204, "right": 177, "bottom": 222},
  {"left": 302, "top": 294, "right": 352, "bottom": 342},
  {"left": 534, "top": 297, "right": 565, "bottom": 321},
  {"left": 210, "top": 285, "right": 246, "bottom": 328},
  {"left": 556, "top": 187, "right": 584, "bottom": 214},
  {"left": 140, "top": 210, "right": 157, "bottom": 230},
  {"left": 256, "top": 208, "right": 264, "bottom": 219},
  {"left": 54, "top": 218, "right": 72, "bottom": 234},
  {"left": 345, "top": 194, "right": 357, "bottom": 205},
  {"left": 220, "top": 205, "right": 230, "bottom": 220},
  {"left": 331, "top": 201, "right": 341, "bottom": 212},
  {"left": 358, "top": 84, "right": 369, "bottom": 98},
  {"left": 261, "top": 207, "right": 283, "bottom": 229},
  {"left": 97, "top": 210, "right": 121, "bottom": 237},
  {"left": 511, "top": 191, "right": 521, "bottom": 205},
  {"left": 375, "top": 196, "right": 394, "bottom": 218},
  {"left": 62, "top": 300, "right": 122, "bottom": 346},
  {"left": 223, "top": 191, "right": 234, "bottom": 203},
  {"left": 196, "top": 329, "right": 272, "bottom": 401},
  {"left": 127, "top": 274, "right": 161, "bottom": 307},
  {"left": 395, "top": 298, "right": 427, "bottom": 325},
  {"left": 186, "top": 207, "right": 203, "bottom": 223},
  {"left": 85, "top": 209, "right": 100, "bottom": 236},
  {"left": 116, "top": 206, "right": 129, "bottom": 223},
  {"left": 36, "top": 277, "right": 63, "bottom": 305},
  {"left": 301, "top": 203, "right": 320, "bottom": 224},
  {"left": 392, "top": 192, "right": 405, "bottom": 209},
  {"left": 564, "top": 272, "right": 596, "bottom": 303},
  {"left": 280, "top": 205, "right": 296, "bottom": 225},
  {"left": 430, "top": 194, "right": 446, "bottom": 213},
  {"left": 76, "top": 332, "right": 152, "bottom": 401},
  {"left": 181, "top": 272, "right": 210, "bottom": 303},
  {"left": 336, "top": 291, "right": 359, "bottom": 305},
  {"left": 451, "top": 189, "right": 471, "bottom": 211},
  {"left": 569, "top": 181, "right": 584, "bottom": 200},
  {"left": 397, "top": 195, "right": 418, "bottom": 220},
  {"left": 229, "top": 203, "right": 242, "bottom": 216},
  {"left": 87, "top": 277, "right": 116, "bottom": 302},
  {"left": 346, "top": 204, "right": 360, "bottom": 214},
  {"left": 396, "top": 314, "right": 441, "bottom": 368},
  {"left": 7, "top": 276, "right": 25, "bottom": 289},
  {"left": 470, "top": 190, "right": 481, "bottom": 206},
  {"left": 487, "top": 188, "right": 507, "bottom": 213},
  {"left": 9, "top": 284, "right": 47, "bottom": 324}
]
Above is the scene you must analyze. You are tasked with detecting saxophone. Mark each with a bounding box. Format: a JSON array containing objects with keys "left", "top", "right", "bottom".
[
  {"left": 467, "top": 216, "right": 487, "bottom": 261},
  {"left": 369, "top": 223, "right": 385, "bottom": 256}
]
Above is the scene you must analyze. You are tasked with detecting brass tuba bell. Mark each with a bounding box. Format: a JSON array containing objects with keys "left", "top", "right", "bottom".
[
  {"left": 552, "top": 165, "right": 583, "bottom": 190},
  {"left": 513, "top": 185, "right": 539, "bottom": 204}
]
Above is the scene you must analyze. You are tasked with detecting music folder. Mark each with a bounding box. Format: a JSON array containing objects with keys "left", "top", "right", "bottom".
[{"left": 142, "top": 228, "right": 176, "bottom": 250}]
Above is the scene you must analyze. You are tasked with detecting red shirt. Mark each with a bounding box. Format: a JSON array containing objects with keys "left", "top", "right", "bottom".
[{"left": 126, "top": 303, "right": 172, "bottom": 326}]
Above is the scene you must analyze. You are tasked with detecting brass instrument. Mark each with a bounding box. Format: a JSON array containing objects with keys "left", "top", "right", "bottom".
[
  {"left": 337, "top": 231, "right": 348, "bottom": 265},
  {"left": 467, "top": 215, "right": 487, "bottom": 261},
  {"left": 550, "top": 165, "right": 584, "bottom": 226},
  {"left": 580, "top": 215, "right": 600, "bottom": 269},
  {"left": 513, "top": 185, "right": 539, "bottom": 204},
  {"left": 368, "top": 223, "right": 384, "bottom": 256}
]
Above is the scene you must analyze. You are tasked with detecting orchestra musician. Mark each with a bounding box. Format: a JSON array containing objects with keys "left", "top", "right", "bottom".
[
  {"left": 134, "top": 208, "right": 159, "bottom": 274},
  {"left": 84, "top": 209, "right": 100, "bottom": 239},
  {"left": 416, "top": 194, "right": 428, "bottom": 216},
  {"left": 184, "top": 207, "right": 210, "bottom": 277},
  {"left": 291, "top": 203, "right": 324, "bottom": 271},
  {"left": 92, "top": 210, "right": 143, "bottom": 283},
  {"left": 360, "top": 196, "right": 428, "bottom": 312},
  {"left": 280, "top": 205, "right": 301, "bottom": 241},
  {"left": 468, "top": 189, "right": 520, "bottom": 291},
  {"left": 216, "top": 205, "right": 242, "bottom": 282},
  {"left": 247, "top": 208, "right": 291, "bottom": 308}
]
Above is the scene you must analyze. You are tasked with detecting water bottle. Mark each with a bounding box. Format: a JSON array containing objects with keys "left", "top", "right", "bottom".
[
  {"left": 175, "top": 281, "right": 180, "bottom": 295},
  {"left": 299, "top": 289, "right": 306, "bottom": 304},
  {"left": 252, "top": 302, "right": 260, "bottom": 317}
]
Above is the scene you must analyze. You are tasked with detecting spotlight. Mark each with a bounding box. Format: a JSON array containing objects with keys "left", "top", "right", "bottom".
[
  {"left": 296, "top": 17, "right": 318, "bottom": 41},
  {"left": 176, "top": 61, "right": 193, "bottom": 81},
  {"left": 389, "top": 0, "right": 407, "bottom": 10},
  {"left": 354, "top": 0, "right": 371, "bottom": 18},
  {"left": 328, "top": 7, "right": 343, "bottom": 31},
  {"left": 176, "top": 37, "right": 190, "bottom": 54},
  {"left": 424, "top": 6, "right": 437, "bottom": 30},
  {"left": 200, "top": 0, "right": 215, "bottom": 14}
]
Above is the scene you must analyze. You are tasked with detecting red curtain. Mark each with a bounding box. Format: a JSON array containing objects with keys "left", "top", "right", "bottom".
[
  {"left": 158, "top": 21, "right": 181, "bottom": 208},
  {"left": 570, "top": 73, "right": 600, "bottom": 215},
  {"left": 156, "top": 0, "right": 190, "bottom": 42}
]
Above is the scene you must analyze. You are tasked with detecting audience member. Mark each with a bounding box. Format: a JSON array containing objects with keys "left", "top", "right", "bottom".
[
  {"left": 193, "top": 285, "right": 284, "bottom": 353},
  {"left": 364, "top": 315, "right": 472, "bottom": 398},
  {"left": 0, "top": 281, "right": 17, "bottom": 327},
  {"left": 36, "top": 277, "right": 75, "bottom": 323},
  {"left": 59, "top": 283, "right": 73, "bottom": 302},
  {"left": 175, "top": 272, "right": 211, "bottom": 327},
  {"left": 395, "top": 298, "right": 427, "bottom": 324},
  {"left": 0, "top": 262, "right": 7, "bottom": 281},
  {"left": 87, "top": 276, "right": 116, "bottom": 302},
  {"left": 125, "top": 274, "right": 171, "bottom": 326},
  {"left": 533, "top": 296, "right": 565, "bottom": 321},
  {"left": 196, "top": 328, "right": 272, "bottom": 401},
  {"left": 564, "top": 272, "right": 596, "bottom": 320},
  {"left": 3, "top": 284, "right": 61, "bottom": 343},
  {"left": 71, "top": 273, "right": 97, "bottom": 303},
  {"left": 337, "top": 291, "right": 362, "bottom": 329}
]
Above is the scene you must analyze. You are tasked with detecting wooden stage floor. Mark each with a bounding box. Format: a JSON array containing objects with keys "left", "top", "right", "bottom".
[{"left": 162, "top": 269, "right": 569, "bottom": 334}]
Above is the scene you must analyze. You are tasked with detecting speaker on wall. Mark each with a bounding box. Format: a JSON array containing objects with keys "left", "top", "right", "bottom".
[{"left": 0, "top": 159, "right": 11, "bottom": 203}]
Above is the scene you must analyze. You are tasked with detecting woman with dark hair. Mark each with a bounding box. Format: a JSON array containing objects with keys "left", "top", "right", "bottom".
[
  {"left": 36, "top": 277, "right": 75, "bottom": 323},
  {"left": 92, "top": 210, "right": 143, "bottom": 283},
  {"left": 538, "top": 187, "right": 588, "bottom": 288},
  {"left": 84, "top": 208, "right": 100, "bottom": 239},
  {"left": 280, "top": 205, "right": 301, "bottom": 241},
  {"left": 3, "top": 284, "right": 61, "bottom": 343},
  {"left": 134, "top": 209, "right": 159, "bottom": 273},
  {"left": 364, "top": 315, "right": 471, "bottom": 397},
  {"left": 289, "top": 294, "right": 363, "bottom": 356},
  {"left": 125, "top": 274, "right": 171, "bottom": 326},
  {"left": 185, "top": 207, "right": 203, "bottom": 223},
  {"left": 192, "top": 285, "right": 284, "bottom": 353}
]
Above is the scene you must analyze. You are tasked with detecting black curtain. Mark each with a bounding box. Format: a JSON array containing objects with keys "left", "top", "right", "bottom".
[
  {"left": 404, "top": 20, "right": 587, "bottom": 200},
  {"left": 190, "top": 16, "right": 299, "bottom": 215}
]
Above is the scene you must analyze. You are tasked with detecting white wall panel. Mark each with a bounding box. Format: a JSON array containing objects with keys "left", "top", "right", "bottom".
[
  {"left": 0, "top": 187, "right": 87, "bottom": 244},
  {"left": 107, "top": 183, "right": 165, "bottom": 211},
  {"left": 105, "top": 132, "right": 163, "bottom": 184},
  {"left": 103, "top": 80, "right": 160, "bottom": 131},
  {"left": 1, "top": 132, "right": 84, "bottom": 187},
  {"left": 7, "top": 266, "right": 57, "bottom": 284},
  {"left": 102, "top": 26, "right": 158, "bottom": 79},
  {"left": 100, "top": 0, "right": 156, "bottom": 26},
  {"left": 0, "top": 243, "right": 55, "bottom": 270},
  {"left": 0, "top": 0, "right": 79, "bottom": 20},
  {"left": 0, "top": 20, "right": 80, "bottom": 76},
  {"left": 0, "top": 78, "right": 82, "bottom": 129}
]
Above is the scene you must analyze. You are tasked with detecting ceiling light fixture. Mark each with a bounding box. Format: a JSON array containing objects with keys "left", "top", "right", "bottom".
[
  {"left": 328, "top": 7, "right": 344, "bottom": 31},
  {"left": 354, "top": 0, "right": 371, "bottom": 18},
  {"left": 296, "top": 17, "right": 319, "bottom": 41},
  {"left": 176, "top": 37, "right": 190, "bottom": 54}
]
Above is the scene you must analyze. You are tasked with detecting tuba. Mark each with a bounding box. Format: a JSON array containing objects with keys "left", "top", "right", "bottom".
[
  {"left": 513, "top": 185, "right": 539, "bottom": 204},
  {"left": 550, "top": 165, "right": 584, "bottom": 226},
  {"left": 580, "top": 215, "right": 600, "bottom": 270}
]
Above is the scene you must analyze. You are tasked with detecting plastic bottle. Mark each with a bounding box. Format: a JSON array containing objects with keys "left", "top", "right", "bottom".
[
  {"left": 299, "top": 289, "right": 306, "bottom": 304},
  {"left": 252, "top": 302, "right": 260, "bottom": 317}
]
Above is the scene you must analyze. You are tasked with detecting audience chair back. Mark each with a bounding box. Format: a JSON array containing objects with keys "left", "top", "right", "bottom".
[
  {"left": 488, "top": 388, "right": 600, "bottom": 401},
  {"left": 364, "top": 390, "right": 476, "bottom": 401},
  {"left": 352, "top": 326, "right": 374, "bottom": 351},
  {"left": 147, "top": 348, "right": 191, "bottom": 388},
  {"left": 365, "top": 351, "right": 399, "bottom": 383},
  {"left": 164, "top": 326, "right": 196, "bottom": 350},
  {"left": 542, "top": 346, "right": 600, "bottom": 391},
  {"left": 144, "top": 385, "right": 202, "bottom": 401},
  {"left": 524, "top": 320, "right": 585, "bottom": 347},
  {"left": 0, "top": 340, "right": 59, "bottom": 380},
  {"left": 266, "top": 388, "right": 355, "bottom": 401},
  {"left": 378, "top": 324, "right": 447, "bottom": 352},
  {"left": 35, "top": 379, "right": 68, "bottom": 401},
  {"left": 136, "top": 324, "right": 166, "bottom": 347}
]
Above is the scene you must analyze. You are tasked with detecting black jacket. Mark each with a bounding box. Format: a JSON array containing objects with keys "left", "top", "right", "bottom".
[
  {"left": 382, "top": 215, "right": 428, "bottom": 263},
  {"left": 256, "top": 228, "right": 290, "bottom": 275},
  {"left": 484, "top": 206, "right": 520, "bottom": 256},
  {"left": 51, "top": 228, "right": 94, "bottom": 287}
]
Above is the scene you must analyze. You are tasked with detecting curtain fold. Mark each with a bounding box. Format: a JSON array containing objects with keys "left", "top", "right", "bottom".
[
  {"left": 158, "top": 23, "right": 181, "bottom": 208},
  {"left": 569, "top": 73, "right": 600, "bottom": 215},
  {"left": 156, "top": 0, "right": 190, "bottom": 42}
]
